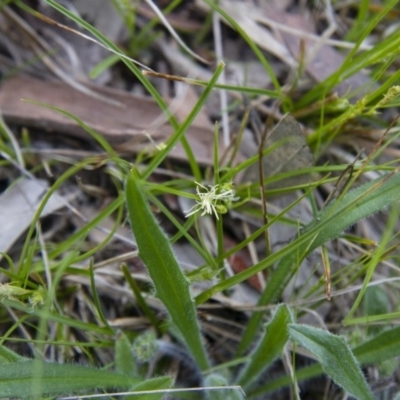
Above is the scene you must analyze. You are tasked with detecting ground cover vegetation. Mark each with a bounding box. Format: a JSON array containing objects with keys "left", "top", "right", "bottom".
[{"left": 0, "top": 0, "right": 400, "bottom": 399}]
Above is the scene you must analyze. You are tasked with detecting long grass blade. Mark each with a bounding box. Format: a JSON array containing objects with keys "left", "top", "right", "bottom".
[{"left": 236, "top": 170, "right": 400, "bottom": 354}]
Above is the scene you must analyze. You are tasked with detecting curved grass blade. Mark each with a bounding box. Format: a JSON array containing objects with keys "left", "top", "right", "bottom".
[
  {"left": 296, "top": 0, "right": 398, "bottom": 107},
  {"left": 121, "top": 265, "right": 161, "bottom": 333},
  {"left": 0, "top": 345, "right": 28, "bottom": 363},
  {"left": 353, "top": 325, "right": 400, "bottom": 365},
  {"left": 17, "top": 159, "right": 103, "bottom": 279},
  {"left": 38, "top": 0, "right": 201, "bottom": 180},
  {"left": 237, "top": 170, "right": 400, "bottom": 354},
  {"left": 3, "top": 298, "right": 112, "bottom": 335},
  {"left": 20, "top": 100, "right": 121, "bottom": 163},
  {"left": 142, "top": 61, "right": 225, "bottom": 179},
  {"left": 125, "top": 170, "right": 210, "bottom": 370},
  {"left": 289, "top": 324, "right": 374, "bottom": 400},
  {"left": 203, "top": 0, "right": 281, "bottom": 93}
]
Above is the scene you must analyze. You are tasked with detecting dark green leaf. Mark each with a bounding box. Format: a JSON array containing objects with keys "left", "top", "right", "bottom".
[
  {"left": 237, "top": 305, "right": 293, "bottom": 389},
  {"left": 125, "top": 171, "right": 209, "bottom": 369}
]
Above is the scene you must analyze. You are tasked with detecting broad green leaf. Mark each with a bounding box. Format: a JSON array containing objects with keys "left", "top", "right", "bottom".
[
  {"left": 289, "top": 324, "right": 374, "bottom": 400},
  {"left": 115, "top": 333, "right": 136, "bottom": 377},
  {"left": 253, "top": 325, "right": 400, "bottom": 397},
  {"left": 0, "top": 360, "right": 139, "bottom": 398},
  {"left": 237, "top": 304, "right": 293, "bottom": 389},
  {"left": 125, "top": 376, "right": 172, "bottom": 400},
  {"left": 125, "top": 170, "right": 210, "bottom": 369},
  {"left": 205, "top": 374, "right": 244, "bottom": 400}
]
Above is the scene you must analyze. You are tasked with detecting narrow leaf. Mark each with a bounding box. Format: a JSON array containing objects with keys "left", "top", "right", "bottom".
[
  {"left": 271, "top": 171, "right": 400, "bottom": 303},
  {"left": 237, "top": 304, "right": 293, "bottom": 389},
  {"left": 251, "top": 325, "right": 400, "bottom": 397},
  {"left": 125, "top": 376, "right": 172, "bottom": 400},
  {"left": 353, "top": 325, "right": 400, "bottom": 365},
  {"left": 115, "top": 333, "right": 136, "bottom": 377},
  {"left": 125, "top": 170, "right": 210, "bottom": 369},
  {"left": 238, "top": 171, "right": 400, "bottom": 354},
  {"left": 0, "top": 345, "right": 28, "bottom": 363},
  {"left": 0, "top": 360, "right": 139, "bottom": 398},
  {"left": 289, "top": 324, "right": 374, "bottom": 400}
]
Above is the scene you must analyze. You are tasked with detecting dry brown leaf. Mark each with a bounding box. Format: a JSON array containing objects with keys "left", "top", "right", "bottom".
[
  {"left": 260, "top": 6, "right": 376, "bottom": 97},
  {"left": 195, "top": 0, "right": 295, "bottom": 65},
  {"left": 137, "top": 2, "right": 203, "bottom": 32},
  {"left": 240, "top": 114, "right": 314, "bottom": 189},
  {"left": 0, "top": 74, "right": 215, "bottom": 165},
  {"left": 196, "top": 0, "right": 376, "bottom": 98},
  {"left": 37, "top": 0, "right": 125, "bottom": 84},
  {"left": 0, "top": 178, "right": 65, "bottom": 257}
]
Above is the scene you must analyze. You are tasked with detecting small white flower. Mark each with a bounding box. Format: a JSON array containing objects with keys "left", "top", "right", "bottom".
[{"left": 185, "top": 181, "right": 239, "bottom": 220}]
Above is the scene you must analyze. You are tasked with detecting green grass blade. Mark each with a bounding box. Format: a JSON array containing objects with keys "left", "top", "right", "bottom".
[
  {"left": 3, "top": 299, "right": 112, "bottom": 335},
  {"left": 89, "top": 260, "right": 111, "bottom": 329},
  {"left": 38, "top": 0, "right": 203, "bottom": 179},
  {"left": 142, "top": 61, "right": 225, "bottom": 179},
  {"left": 89, "top": 53, "right": 120, "bottom": 79},
  {"left": 121, "top": 264, "right": 161, "bottom": 333},
  {"left": 21, "top": 100, "right": 122, "bottom": 163},
  {"left": 37, "top": 0, "right": 164, "bottom": 100},
  {"left": 301, "top": 171, "right": 400, "bottom": 249},
  {"left": 203, "top": 0, "right": 281, "bottom": 93},
  {"left": 296, "top": 0, "right": 398, "bottom": 107},
  {"left": 125, "top": 170, "right": 210, "bottom": 369},
  {"left": 345, "top": 0, "right": 371, "bottom": 42},
  {"left": 288, "top": 324, "right": 374, "bottom": 400},
  {"left": 353, "top": 325, "right": 400, "bottom": 365},
  {"left": 147, "top": 192, "right": 216, "bottom": 268},
  {"left": 42, "top": 196, "right": 124, "bottom": 263},
  {"left": 345, "top": 203, "right": 398, "bottom": 322},
  {"left": 237, "top": 170, "right": 400, "bottom": 354},
  {"left": 17, "top": 159, "right": 101, "bottom": 278},
  {"left": 0, "top": 345, "right": 28, "bottom": 363},
  {"left": 237, "top": 304, "right": 293, "bottom": 390}
]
